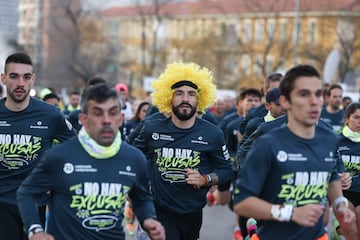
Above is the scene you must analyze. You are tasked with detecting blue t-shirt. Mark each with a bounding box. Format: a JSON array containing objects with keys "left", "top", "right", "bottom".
[
  {"left": 17, "top": 138, "right": 155, "bottom": 240},
  {"left": 0, "top": 97, "right": 75, "bottom": 204},
  {"left": 239, "top": 104, "right": 267, "bottom": 134},
  {"left": 134, "top": 117, "right": 233, "bottom": 214},
  {"left": 127, "top": 112, "right": 168, "bottom": 145},
  {"left": 234, "top": 125, "right": 339, "bottom": 239},
  {"left": 320, "top": 108, "right": 344, "bottom": 134},
  {"left": 337, "top": 134, "right": 360, "bottom": 192},
  {"left": 226, "top": 116, "right": 243, "bottom": 157},
  {"left": 123, "top": 119, "right": 140, "bottom": 140}
]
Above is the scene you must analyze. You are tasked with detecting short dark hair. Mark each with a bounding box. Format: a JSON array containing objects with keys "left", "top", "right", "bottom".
[
  {"left": 327, "top": 84, "right": 342, "bottom": 96},
  {"left": 4, "top": 52, "right": 32, "bottom": 73},
  {"left": 42, "top": 93, "right": 59, "bottom": 101},
  {"left": 69, "top": 91, "right": 80, "bottom": 96},
  {"left": 88, "top": 77, "right": 107, "bottom": 86},
  {"left": 239, "top": 88, "right": 262, "bottom": 101},
  {"left": 80, "top": 83, "right": 120, "bottom": 114},
  {"left": 345, "top": 102, "right": 360, "bottom": 119},
  {"left": 264, "top": 72, "right": 283, "bottom": 90},
  {"left": 343, "top": 96, "right": 352, "bottom": 101},
  {"left": 280, "top": 64, "right": 320, "bottom": 102}
]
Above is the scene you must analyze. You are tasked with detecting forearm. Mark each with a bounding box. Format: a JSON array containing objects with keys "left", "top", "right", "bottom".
[
  {"left": 327, "top": 180, "right": 344, "bottom": 206},
  {"left": 234, "top": 196, "right": 273, "bottom": 220},
  {"left": 213, "top": 189, "right": 231, "bottom": 205}
]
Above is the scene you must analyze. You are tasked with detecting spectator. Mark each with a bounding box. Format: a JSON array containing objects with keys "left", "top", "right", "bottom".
[{"left": 115, "top": 83, "right": 133, "bottom": 121}]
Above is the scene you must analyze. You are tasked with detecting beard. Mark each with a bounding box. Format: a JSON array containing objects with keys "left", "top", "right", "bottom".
[
  {"left": 8, "top": 88, "right": 29, "bottom": 103},
  {"left": 172, "top": 103, "right": 197, "bottom": 121}
]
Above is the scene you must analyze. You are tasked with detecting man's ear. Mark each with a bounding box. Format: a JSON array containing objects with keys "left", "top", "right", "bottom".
[
  {"left": 32, "top": 73, "right": 36, "bottom": 84},
  {"left": 1, "top": 73, "right": 6, "bottom": 85},
  {"left": 78, "top": 112, "right": 86, "bottom": 126},
  {"left": 279, "top": 95, "right": 289, "bottom": 110},
  {"left": 264, "top": 102, "right": 271, "bottom": 111},
  {"left": 119, "top": 112, "right": 124, "bottom": 127}
]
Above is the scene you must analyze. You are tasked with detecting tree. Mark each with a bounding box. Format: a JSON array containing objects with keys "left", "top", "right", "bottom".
[
  {"left": 43, "top": 0, "right": 118, "bottom": 90},
  {"left": 135, "top": 0, "right": 175, "bottom": 76},
  {"left": 336, "top": 17, "right": 360, "bottom": 84}
]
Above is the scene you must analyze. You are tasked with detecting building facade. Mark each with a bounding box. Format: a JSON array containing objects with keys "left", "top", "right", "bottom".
[{"left": 98, "top": 0, "right": 360, "bottom": 92}]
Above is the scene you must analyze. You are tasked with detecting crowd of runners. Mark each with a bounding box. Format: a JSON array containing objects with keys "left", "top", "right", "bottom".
[{"left": 0, "top": 52, "right": 359, "bottom": 240}]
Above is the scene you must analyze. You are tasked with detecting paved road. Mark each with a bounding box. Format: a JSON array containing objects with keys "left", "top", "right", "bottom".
[
  {"left": 125, "top": 204, "right": 339, "bottom": 239},
  {"left": 125, "top": 204, "right": 235, "bottom": 240}
]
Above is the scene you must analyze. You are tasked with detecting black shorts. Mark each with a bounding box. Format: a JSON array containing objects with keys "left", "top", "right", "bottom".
[
  {"left": 0, "top": 201, "right": 46, "bottom": 240},
  {"left": 0, "top": 201, "right": 27, "bottom": 240},
  {"left": 343, "top": 190, "right": 360, "bottom": 207},
  {"left": 155, "top": 203, "right": 202, "bottom": 240}
]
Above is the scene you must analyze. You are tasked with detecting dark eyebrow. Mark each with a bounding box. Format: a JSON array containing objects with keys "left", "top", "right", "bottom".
[
  {"left": 8, "top": 72, "right": 33, "bottom": 76},
  {"left": 92, "top": 105, "right": 120, "bottom": 112},
  {"left": 174, "top": 89, "right": 197, "bottom": 94}
]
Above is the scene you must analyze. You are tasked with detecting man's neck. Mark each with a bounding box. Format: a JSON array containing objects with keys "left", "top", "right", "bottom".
[
  {"left": 5, "top": 97, "right": 30, "bottom": 112},
  {"left": 326, "top": 105, "right": 339, "bottom": 114},
  {"left": 171, "top": 115, "right": 196, "bottom": 129},
  {"left": 287, "top": 116, "right": 315, "bottom": 139}
]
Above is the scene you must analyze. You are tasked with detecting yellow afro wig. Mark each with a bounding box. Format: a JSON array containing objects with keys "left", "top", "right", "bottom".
[{"left": 151, "top": 62, "right": 217, "bottom": 113}]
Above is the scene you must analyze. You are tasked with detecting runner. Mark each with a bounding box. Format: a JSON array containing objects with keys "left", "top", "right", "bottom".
[
  {"left": 17, "top": 83, "right": 165, "bottom": 240},
  {"left": 0, "top": 52, "right": 75, "bottom": 240},
  {"left": 133, "top": 62, "right": 233, "bottom": 240},
  {"left": 333, "top": 102, "right": 360, "bottom": 239},
  {"left": 233, "top": 64, "right": 355, "bottom": 239}
]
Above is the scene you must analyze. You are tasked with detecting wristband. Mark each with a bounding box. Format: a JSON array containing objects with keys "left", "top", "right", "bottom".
[
  {"left": 207, "top": 174, "right": 212, "bottom": 185},
  {"left": 271, "top": 205, "right": 293, "bottom": 222},
  {"left": 28, "top": 224, "right": 44, "bottom": 239},
  {"left": 333, "top": 196, "right": 349, "bottom": 210},
  {"left": 279, "top": 205, "right": 294, "bottom": 222}
]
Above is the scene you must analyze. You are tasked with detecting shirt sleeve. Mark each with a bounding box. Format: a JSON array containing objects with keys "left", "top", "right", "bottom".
[
  {"left": 17, "top": 152, "right": 54, "bottom": 230},
  {"left": 132, "top": 122, "right": 151, "bottom": 159},
  {"left": 236, "top": 124, "right": 264, "bottom": 170},
  {"left": 128, "top": 150, "right": 156, "bottom": 225},
  {"left": 209, "top": 130, "right": 233, "bottom": 185},
  {"left": 233, "top": 136, "right": 272, "bottom": 205},
  {"left": 54, "top": 113, "right": 76, "bottom": 142}
]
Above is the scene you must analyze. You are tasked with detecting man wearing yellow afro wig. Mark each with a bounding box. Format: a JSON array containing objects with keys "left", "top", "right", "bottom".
[
  {"left": 133, "top": 62, "right": 233, "bottom": 240},
  {"left": 151, "top": 62, "right": 216, "bottom": 114}
]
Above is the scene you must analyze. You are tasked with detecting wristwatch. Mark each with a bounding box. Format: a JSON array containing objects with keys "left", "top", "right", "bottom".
[
  {"left": 28, "top": 225, "right": 44, "bottom": 239},
  {"left": 270, "top": 205, "right": 281, "bottom": 220}
]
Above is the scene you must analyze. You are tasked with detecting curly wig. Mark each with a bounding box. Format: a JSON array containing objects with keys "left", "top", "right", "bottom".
[{"left": 151, "top": 62, "right": 217, "bottom": 113}]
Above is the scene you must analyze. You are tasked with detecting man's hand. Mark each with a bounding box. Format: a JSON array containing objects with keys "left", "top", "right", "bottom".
[
  {"left": 185, "top": 169, "right": 206, "bottom": 188},
  {"left": 334, "top": 206, "right": 359, "bottom": 240},
  {"left": 291, "top": 204, "right": 325, "bottom": 227},
  {"left": 30, "top": 232, "right": 54, "bottom": 240},
  {"left": 334, "top": 206, "right": 356, "bottom": 229},
  {"left": 339, "top": 172, "right": 352, "bottom": 190},
  {"left": 143, "top": 218, "right": 165, "bottom": 240}
]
